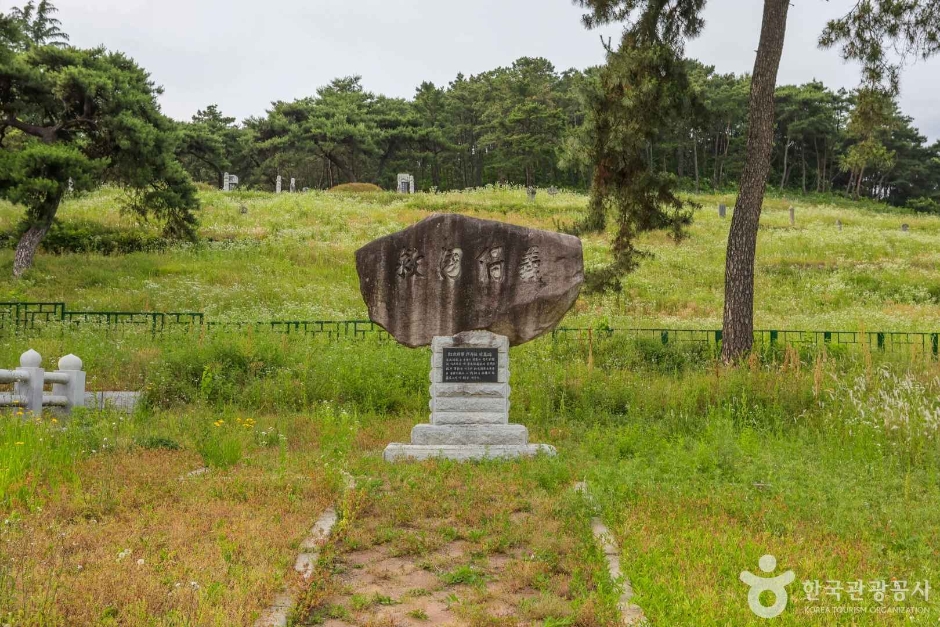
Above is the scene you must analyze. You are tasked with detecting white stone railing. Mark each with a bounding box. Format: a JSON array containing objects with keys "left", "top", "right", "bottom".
[{"left": 0, "top": 349, "right": 86, "bottom": 414}]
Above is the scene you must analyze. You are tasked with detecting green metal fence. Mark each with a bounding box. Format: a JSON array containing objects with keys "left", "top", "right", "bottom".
[
  {"left": 2, "top": 301, "right": 938, "bottom": 355},
  {"left": 549, "top": 327, "right": 940, "bottom": 356}
]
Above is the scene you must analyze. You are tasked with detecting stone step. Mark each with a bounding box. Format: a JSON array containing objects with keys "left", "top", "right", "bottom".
[
  {"left": 430, "top": 397, "right": 508, "bottom": 413},
  {"left": 431, "top": 411, "right": 508, "bottom": 425},
  {"left": 411, "top": 424, "right": 527, "bottom": 446},
  {"left": 431, "top": 382, "right": 510, "bottom": 398},
  {"left": 384, "top": 443, "right": 556, "bottom": 462}
]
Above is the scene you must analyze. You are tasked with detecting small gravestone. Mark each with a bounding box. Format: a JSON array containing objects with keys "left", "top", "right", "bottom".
[
  {"left": 67, "top": 178, "right": 74, "bottom": 195},
  {"left": 789, "top": 206, "right": 795, "bottom": 226},
  {"left": 276, "top": 175, "right": 282, "bottom": 193},
  {"left": 223, "top": 173, "right": 238, "bottom": 191},
  {"left": 397, "top": 173, "right": 415, "bottom": 194},
  {"left": 357, "top": 214, "right": 582, "bottom": 461},
  {"left": 547, "top": 186, "right": 559, "bottom": 197},
  {"left": 302, "top": 187, "right": 310, "bottom": 192},
  {"left": 290, "top": 178, "right": 296, "bottom": 193},
  {"left": 718, "top": 203, "right": 726, "bottom": 218},
  {"left": 527, "top": 186, "right": 537, "bottom": 202},
  {"left": 836, "top": 219, "right": 842, "bottom": 231},
  {"left": 902, "top": 223, "right": 910, "bottom": 232},
  {"left": 239, "top": 204, "right": 247, "bottom": 215}
]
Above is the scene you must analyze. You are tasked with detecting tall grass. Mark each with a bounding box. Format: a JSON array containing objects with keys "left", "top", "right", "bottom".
[{"left": 3, "top": 186, "right": 940, "bottom": 329}]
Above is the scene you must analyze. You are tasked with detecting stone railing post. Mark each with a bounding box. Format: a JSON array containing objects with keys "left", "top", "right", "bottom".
[
  {"left": 13, "top": 349, "right": 44, "bottom": 414},
  {"left": 53, "top": 354, "right": 85, "bottom": 411}
]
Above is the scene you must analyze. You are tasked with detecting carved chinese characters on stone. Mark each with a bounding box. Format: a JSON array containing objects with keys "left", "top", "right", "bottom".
[
  {"left": 439, "top": 248, "right": 463, "bottom": 280},
  {"left": 477, "top": 247, "right": 504, "bottom": 284},
  {"left": 356, "top": 214, "right": 584, "bottom": 347},
  {"left": 396, "top": 248, "right": 425, "bottom": 278},
  {"left": 519, "top": 246, "right": 540, "bottom": 282}
]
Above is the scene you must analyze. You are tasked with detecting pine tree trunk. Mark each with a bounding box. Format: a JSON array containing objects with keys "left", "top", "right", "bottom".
[
  {"left": 693, "top": 133, "right": 700, "bottom": 193},
  {"left": 719, "top": 122, "right": 731, "bottom": 188},
  {"left": 814, "top": 138, "right": 821, "bottom": 192},
  {"left": 13, "top": 191, "right": 62, "bottom": 278},
  {"left": 721, "top": 0, "right": 790, "bottom": 362},
  {"left": 801, "top": 144, "right": 807, "bottom": 194},
  {"left": 855, "top": 165, "right": 865, "bottom": 200},
  {"left": 712, "top": 132, "right": 720, "bottom": 187}
]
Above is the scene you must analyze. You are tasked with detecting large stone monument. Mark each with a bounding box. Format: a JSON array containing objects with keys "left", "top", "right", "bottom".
[{"left": 356, "top": 214, "right": 583, "bottom": 461}]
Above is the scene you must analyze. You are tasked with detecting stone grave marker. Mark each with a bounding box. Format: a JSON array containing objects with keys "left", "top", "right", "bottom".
[
  {"left": 223, "top": 173, "right": 239, "bottom": 191},
  {"left": 836, "top": 219, "right": 842, "bottom": 231},
  {"left": 290, "top": 178, "right": 296, "bottom": 193},
  {"left": 902, "top": 223, "right": 910, "bottom": 232},
  {"left": 718, "top": 203, "right": 726, "bottom": 218},
  {"left": 789, "top": 206, "right": 795, "bottom": 226},
  {"left": 67, "top": 178, "right": 74, "bottom": 194},
  {"left": 276, "top": 175, "right": 282, "bottom": 193},
  {"left": 397, "top": 173, "right": 415, "bottom": 194},
  {"left": 547, "top": 186, "right": 559, "bottom": 197},
  {"left": 357, "top": 213, "right": 583, "bottom": 461},
  {"left": 527, "top": 186, "right": 537, "bottom": 202}
]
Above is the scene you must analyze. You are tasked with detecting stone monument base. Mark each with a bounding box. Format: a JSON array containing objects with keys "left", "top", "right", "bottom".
[
  {"left": 384, "top": 443, "right": 556, "bottom": 462},
  {"left": 383, "top": 331, "right": 556, "bottom": 462}
]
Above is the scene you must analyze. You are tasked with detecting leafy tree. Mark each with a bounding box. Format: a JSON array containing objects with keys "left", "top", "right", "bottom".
[
  {"left": 568, "top": 36, "right": 698, "bottom": 291},
  {"left": 177, "top": 105, "right": 242, "bottom": 189},
  {"left": 482, "top": 58, "right": 566, "bottom": 187},
  {"left": 6, "top": 0, "right": 67, "bottom": 49},
  {"left": 575, "top": 0, "right": 940, "bottom": 361},
  {"left": 0, "top": 4, "right": 198, "bottom": 277},
  {"left": 412, "top": 81, "right": 452, "bottom": 189},
  {"left": 840, "top": 88, "right": 897, "bottom": 199}
]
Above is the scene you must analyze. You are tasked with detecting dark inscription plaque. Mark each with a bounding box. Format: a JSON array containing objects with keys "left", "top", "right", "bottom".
[{"left": 442, "top": 347, "right": 499, "bottom": 383}]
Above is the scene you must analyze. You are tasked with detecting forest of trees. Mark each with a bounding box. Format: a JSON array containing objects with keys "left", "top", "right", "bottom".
[{"left": 178, "top": 57, "right": 940, "bottom": 212}]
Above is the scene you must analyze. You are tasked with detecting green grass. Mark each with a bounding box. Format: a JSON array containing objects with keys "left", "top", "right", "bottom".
[
  {"left": 1, "top": 185, "right": 937, "bottom": 330},
  {"left": 1, "top": 186, "right": 939, "bottom": 624}
]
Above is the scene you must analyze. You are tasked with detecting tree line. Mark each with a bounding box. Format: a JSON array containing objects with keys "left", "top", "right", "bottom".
[{"left": 178, "top": 60, "right": 940, "bottom": 212}]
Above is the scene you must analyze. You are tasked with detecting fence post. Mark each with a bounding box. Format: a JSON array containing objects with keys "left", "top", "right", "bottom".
[
  {"left": 932, "top": 333, "right": 938, "bottom": 359},
  {"left": 14, "top": 349, "right": 44, "bottom": 415},
  {"left": 877, "top": 332, "right": 886, "bottom": 352},
  {"left": 53, "top": 354, "right": 85, "bottom": 411}
]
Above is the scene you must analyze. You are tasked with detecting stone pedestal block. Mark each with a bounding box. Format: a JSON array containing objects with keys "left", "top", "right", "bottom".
[
  {"left": 384, "top": 331, "right": 556, "bottom": 462},
  {"left": 412, "top": 424, "right": 528, "bottom": 446}
]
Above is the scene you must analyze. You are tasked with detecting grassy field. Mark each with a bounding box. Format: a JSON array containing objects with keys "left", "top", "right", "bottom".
[
  {"left": 1, "top": 187, "right": 939, "bottom": 625},
  {"left": 1, "top": 185, "right": 938, "bottom": 330}
]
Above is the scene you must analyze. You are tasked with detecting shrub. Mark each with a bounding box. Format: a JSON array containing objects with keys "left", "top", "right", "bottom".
[
  {"left": 328, "top": 183, "right": 383, "bottom": 193},
  {"left": 906, "top": 196, "right": 940, "bottom": 214},
  {"left": 1, "top": 219, "right": 168, "bottom": 255}
]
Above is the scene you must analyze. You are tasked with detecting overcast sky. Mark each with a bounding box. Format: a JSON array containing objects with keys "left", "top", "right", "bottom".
[{"left": 36, "top": 0, "right": 940, "bottom": 142}]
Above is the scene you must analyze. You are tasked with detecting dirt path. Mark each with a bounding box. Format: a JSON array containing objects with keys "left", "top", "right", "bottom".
[{"left": 298, "top": 458, "right": 622, "bottom": 626}]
